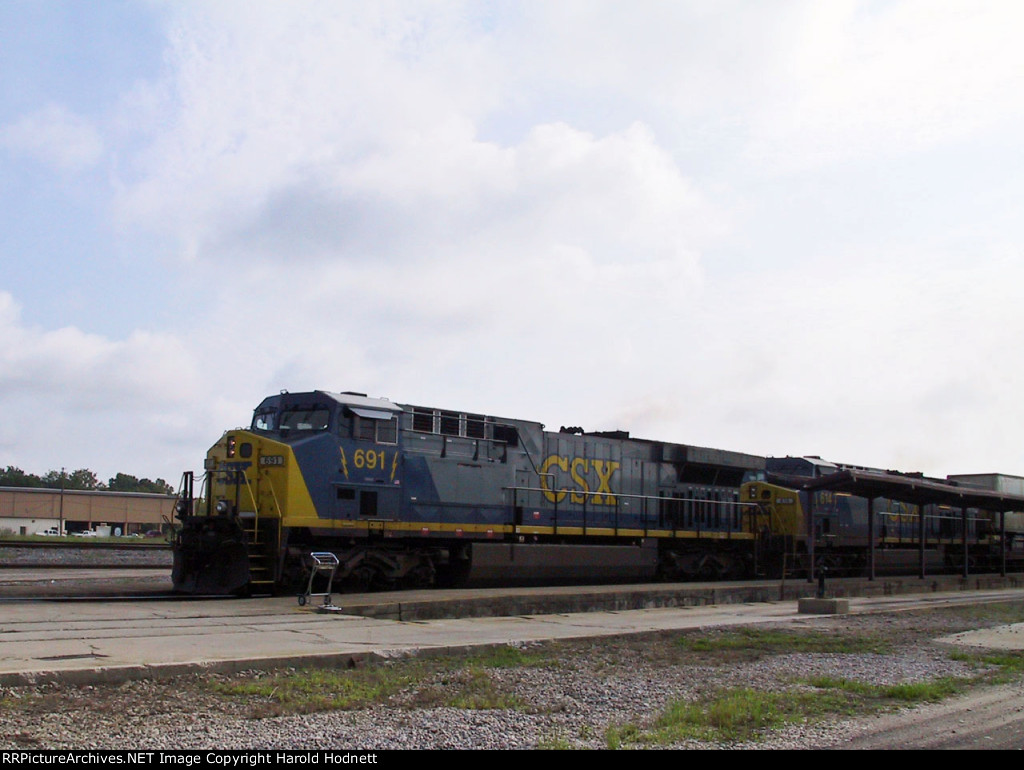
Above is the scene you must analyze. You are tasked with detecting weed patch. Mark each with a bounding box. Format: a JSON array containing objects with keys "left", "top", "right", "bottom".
[
  {"left": 208, "top": 664, "right": 424, "bottom": 717},
  {"left": 406, "top": 667, "right": 526, "bottom": 710},
  {"left": 462, "top": 644, "right": 551, "bottom": 669},
  {"left": 209, "top": 644, "right": 545, "bottom": 717},
  {"left": 803, "top": 675, "right": 966, "bottom": 703},
  {"left": 606, "top": 673, "right": 973, "bottom": 748},
  {"left": 676, "top": 627, "right": 890, "bottom": 658},
  {"left": 607, "top": 687, "right": 858, "bottom": 747},
  {"left": 948, "top": 649, "right": 1024, "bottom": 683}
]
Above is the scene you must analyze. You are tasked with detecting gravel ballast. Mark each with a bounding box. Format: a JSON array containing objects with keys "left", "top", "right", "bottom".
[{"left": 2, "top": 603, "right": 1020, "bottom": 750}]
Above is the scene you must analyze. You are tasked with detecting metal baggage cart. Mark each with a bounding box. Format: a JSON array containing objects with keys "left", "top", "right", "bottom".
[{"left": 298, "top": 552, "right": 339, "bottom": 607}]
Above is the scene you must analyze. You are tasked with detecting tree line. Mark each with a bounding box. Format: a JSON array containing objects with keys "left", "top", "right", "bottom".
[{"left": 0, "top": 466, "right": 174, "bottom": 495}]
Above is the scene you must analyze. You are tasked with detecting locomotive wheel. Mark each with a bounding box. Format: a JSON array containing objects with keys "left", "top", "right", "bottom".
[
  {"left": 717, "top": 554, "right": 745, "bottom": 580},
  {"left": 707, "top": 562, "right": 726, "bottom": 580},
  {"left": 405, "top": 565, "right": 434, "bottom": 588},
  {"left": 654, "top": 560, "right": 677, "bottom": 582},
  {"left": 350, "top": 565, "right": 376, "bottom": 592}
]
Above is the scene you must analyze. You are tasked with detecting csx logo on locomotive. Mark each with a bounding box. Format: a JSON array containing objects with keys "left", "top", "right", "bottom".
[{"left": 538, "top": 455, "right": 620, "bottom": 505}]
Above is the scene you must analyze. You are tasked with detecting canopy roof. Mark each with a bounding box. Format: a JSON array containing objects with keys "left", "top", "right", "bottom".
[{"left": 800, "top": 469, "right": 1024, "bottom": 511}]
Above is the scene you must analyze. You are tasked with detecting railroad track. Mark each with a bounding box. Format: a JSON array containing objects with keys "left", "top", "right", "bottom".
[
  {"left": 0, "top": 540, "right": 171, "bottom": 568},
  {"left": 0, "top": 542, "right": 173, "bottom": 599},
  {"left": 0, "top": 538, "right": 171, "bottom": 550}
]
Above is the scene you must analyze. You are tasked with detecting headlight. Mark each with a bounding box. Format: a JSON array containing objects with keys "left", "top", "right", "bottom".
[{"left": 215, "top": 500, "right": 231, "bottom": 515}]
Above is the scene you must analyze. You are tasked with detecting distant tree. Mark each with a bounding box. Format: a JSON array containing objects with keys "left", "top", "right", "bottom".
[
  {"left": 41, "top": 468, "right": 99, "bottom": 490},
  {"left": 0, "top": 466, "right": 43, "bottom": 488},
  {"left": 2, "top": 466, "right": 171, "bottom": 494},
  {"left": 107, "top": 473, "right": 140, "bottom": 492},
  {"left": 108, "top": 473, "right": 174, "bottom": 495},
  {"left": 138, "top": 477, "right": 174, "bottom": 495},
  {"left": 68, "top": 468, "right": 99, "bottom": 490}
]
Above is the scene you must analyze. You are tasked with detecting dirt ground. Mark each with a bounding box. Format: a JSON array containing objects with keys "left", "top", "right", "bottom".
[{"left": 830, "top": 682, "right": 1024, "bottom": 749}]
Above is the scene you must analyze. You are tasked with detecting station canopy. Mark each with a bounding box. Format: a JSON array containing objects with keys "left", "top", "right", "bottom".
[{"left": 799, "top": 469, "right": 1024, "bottom": 512}]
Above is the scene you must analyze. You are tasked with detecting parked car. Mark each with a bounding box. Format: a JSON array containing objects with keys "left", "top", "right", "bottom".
[
  {"left": 38, "top": 527, "right": 63, "bottom": 536},
  {"left": 72, "top": 530, "right": 98, "bottom": 537}
]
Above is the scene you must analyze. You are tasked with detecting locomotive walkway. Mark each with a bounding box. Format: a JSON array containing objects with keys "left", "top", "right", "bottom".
[{"left": 2, "top": 577, "right": 1024, "bottom": 686}]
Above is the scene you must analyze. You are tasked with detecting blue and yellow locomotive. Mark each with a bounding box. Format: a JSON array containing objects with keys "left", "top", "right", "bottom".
[
  {"left": 739, "top": 457, "right": 1024, "bottom": 576},
  {"left": 172, "top": 390, "right": 765, "bottom": 594}
]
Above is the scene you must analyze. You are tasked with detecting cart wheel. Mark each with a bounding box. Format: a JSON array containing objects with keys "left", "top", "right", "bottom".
[{"left": 297, "top": 595, "right": 307, "bottom": 606}]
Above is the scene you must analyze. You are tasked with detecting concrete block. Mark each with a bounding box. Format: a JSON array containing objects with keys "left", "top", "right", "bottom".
[{"left": 798, "top": 597, "right": 850, "bottom": 615}]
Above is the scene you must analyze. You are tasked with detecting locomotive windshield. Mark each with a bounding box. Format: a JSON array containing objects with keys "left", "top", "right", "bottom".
[
  {"left": 252, "top": 408, "right": 277, "bottom": 432},
  {"left": 279, "top": 407, "right": 330, "bottom": 432}
]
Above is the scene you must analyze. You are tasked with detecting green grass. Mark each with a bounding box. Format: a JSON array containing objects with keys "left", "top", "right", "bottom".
[
  {"left": 676, "top": 627, "right": 890, "bottom": 656},
  {"left": 606, "top": 687, "right": 858, "bottom": 747},
  {"left": 209, "top": 664, "right": 425, "bottom": 717},
  {"left": 605, "top": 676, "right": 969, "bottom": 748},
  {"left": 949, "top": 649, "right": 1024, "bottom": 681},
  {"left": 209, "top": 644, "right": 548, "bottom": 717},
  {"left": 536, "top": 736, "right": 574, "bottom": 750},
  {"left": 406, "top": 667, "right": 526, "bottom": 710},
  {"left": 463, "top": 644, "right": 550, "bottom": 669},
  {"left": 803, "top": 675, "right": 967, "bottom": 703}
]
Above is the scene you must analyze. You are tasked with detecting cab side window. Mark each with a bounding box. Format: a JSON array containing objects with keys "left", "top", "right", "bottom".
[{"left": 354, "top": 415, "right": 398, "bottom": 444}]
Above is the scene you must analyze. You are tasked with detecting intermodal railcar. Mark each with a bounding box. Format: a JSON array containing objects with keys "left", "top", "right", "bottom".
[{"left": 172, "top": 390, "right": 765, "bottom": 594}]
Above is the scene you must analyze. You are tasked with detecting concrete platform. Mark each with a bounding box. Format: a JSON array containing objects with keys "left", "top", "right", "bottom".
[{"left": 3, "top": 586, "right": 1024, "bottom": 687}]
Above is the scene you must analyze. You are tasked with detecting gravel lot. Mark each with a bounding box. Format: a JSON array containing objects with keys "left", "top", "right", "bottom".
[{"left": 2, "top": 601, "right": 1022, "bottom": 750}]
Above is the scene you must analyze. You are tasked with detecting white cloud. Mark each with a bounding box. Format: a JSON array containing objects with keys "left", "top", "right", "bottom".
[
  {"left": 6, "top": 1, "right": 1024, "bottom": 484},
  {"left": 746, "top": 1, "right": 1024, "bottom": 169},
  {"left": 615, "top": 246, "right": 1024, "bottom": 477},
  {"left": 0, "top": 104, "right": 104, "bottom": 172},
  {"left": 0, "top": 294, "right": 198, "bottom": 406},
  {"left": 0, "top": 292, "right": 212, "bottom": 480},
  {"left": 103, "top": 1, "right": 1024, "bottom": 480}
]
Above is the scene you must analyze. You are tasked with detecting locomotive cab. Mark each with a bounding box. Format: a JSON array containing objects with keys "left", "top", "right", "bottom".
[{"left": 173, "top": 391, "right": 405, "bottom": 594}]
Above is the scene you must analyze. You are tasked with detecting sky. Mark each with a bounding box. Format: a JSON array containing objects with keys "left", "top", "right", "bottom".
[{"left": 2, "top": 0, "right": 1024, "bottom": 486}]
